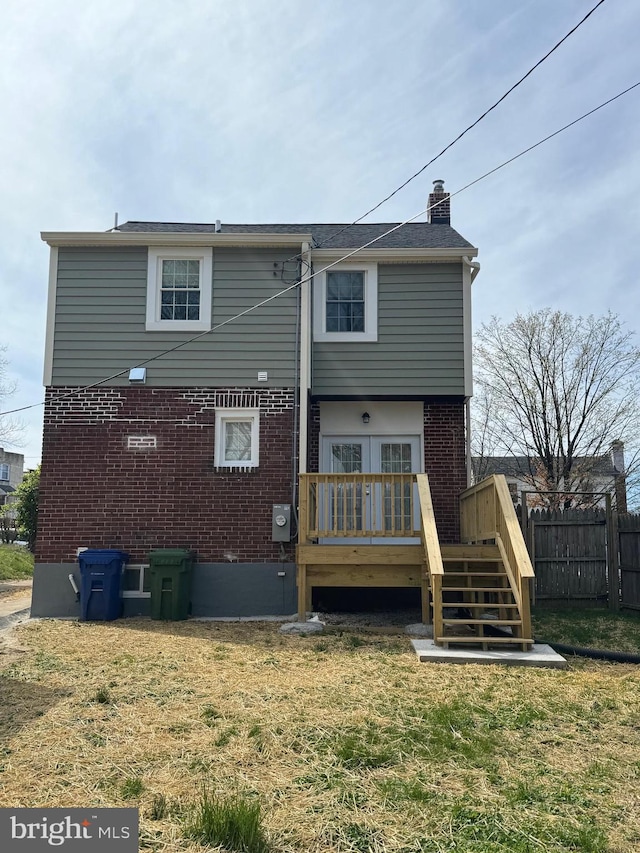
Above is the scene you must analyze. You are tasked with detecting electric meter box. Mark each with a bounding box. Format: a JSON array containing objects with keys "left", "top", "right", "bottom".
[{"left": 272, "top": 504, "right": 292, "bottom": 542}]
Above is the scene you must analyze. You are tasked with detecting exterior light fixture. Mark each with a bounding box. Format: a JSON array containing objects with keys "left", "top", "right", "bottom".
[{"left": 361, "top": 412, "right": 370, "bottom": 424}]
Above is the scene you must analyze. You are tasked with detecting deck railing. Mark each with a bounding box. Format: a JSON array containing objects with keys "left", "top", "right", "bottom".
[
  {"left": 459, "top": 475, "right": 535, "bottom": 639},
  {"left": 416, "top": 474, "right": 444, "bottom": 636},
  {"left": 298, "top": 473, "right": 420, "bottom": 542}
]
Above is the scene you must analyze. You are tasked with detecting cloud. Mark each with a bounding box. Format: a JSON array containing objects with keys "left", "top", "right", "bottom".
[{"left": 1, "top": 0, "right": 639, "bottom": 467}]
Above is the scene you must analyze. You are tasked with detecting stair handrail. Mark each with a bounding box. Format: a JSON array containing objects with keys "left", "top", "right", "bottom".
[
  {"left": 416, "top": 474, "right": 444, "bottom": 638},
  {"left": 459, "top": 475, "right": 534, "bottom": 640}
]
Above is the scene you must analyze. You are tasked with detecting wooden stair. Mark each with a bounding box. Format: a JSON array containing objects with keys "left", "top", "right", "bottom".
[{"left": 435, "top": 544, "right": 533, "bottom": 651}]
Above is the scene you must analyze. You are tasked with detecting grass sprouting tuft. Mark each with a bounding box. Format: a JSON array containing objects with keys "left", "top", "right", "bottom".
[{"left": 184, "top": 788, "right": 270, "bottom": 853}]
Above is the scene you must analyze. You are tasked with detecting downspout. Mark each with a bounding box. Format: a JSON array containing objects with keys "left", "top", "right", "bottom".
[
  {"left": 462, "top": 255, "right": 481, "bottom": 285},
  {"left": 290, "top": 260, "right": 302, "bottom": 531},
  {"left": 298, "top": 242, "right": 312, "bottom": 478},
  {"left": 462, "top": 256, "right": 480, "bottom": 487}
]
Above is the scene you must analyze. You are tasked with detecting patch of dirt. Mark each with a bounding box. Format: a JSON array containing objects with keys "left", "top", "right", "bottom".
[
  {"left": 0, "top": 588, "right": 31, "bottom": 603},
  {"left": 0, "top": 625, "right": 29, "bottom": 665}
]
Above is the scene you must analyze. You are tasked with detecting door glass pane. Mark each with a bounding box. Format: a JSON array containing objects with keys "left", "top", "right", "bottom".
[
  {"left": 381, "top": 443, "right": 412, "bottom": 473},
  {"left": 331, "top": 444, "right": 362, "bottom": 474},
  {"left": 331, "top": 443, "right": 363, "bottom": 531},
  {"left": 381, "top": 443, "right": 413, "bottom": 532}
]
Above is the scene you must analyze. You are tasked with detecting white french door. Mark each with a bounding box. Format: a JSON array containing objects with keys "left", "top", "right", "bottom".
[{"left": 320, "top": 435, "right": 421, "bottom": 543}]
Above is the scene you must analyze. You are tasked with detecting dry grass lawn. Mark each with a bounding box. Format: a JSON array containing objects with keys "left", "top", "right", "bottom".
[{"left": 0, "top": 619, "right": 639, "bottom": 852}]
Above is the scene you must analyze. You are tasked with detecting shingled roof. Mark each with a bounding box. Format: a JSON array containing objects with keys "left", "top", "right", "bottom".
[
  {"left": 473, "top": 455, "right": 618, "bottom": 480},
  {"left": 117, "top": 221, "right": 475, "bottom": 250}
]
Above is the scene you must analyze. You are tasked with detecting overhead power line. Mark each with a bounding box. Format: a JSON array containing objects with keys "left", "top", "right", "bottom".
[
  {"left": 316, "top": 0, "right": 608, "bottom": 249},
  {"left": 1, "top": 73, "right": 638, "bottom": 421}
]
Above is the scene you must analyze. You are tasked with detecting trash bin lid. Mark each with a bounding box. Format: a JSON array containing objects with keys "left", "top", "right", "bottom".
[
  {"left": 148, "top": 548, "right": 195, "bottom": 566},
  {"left": 78, "top": 549, "right": 129, "bottom": 564}
]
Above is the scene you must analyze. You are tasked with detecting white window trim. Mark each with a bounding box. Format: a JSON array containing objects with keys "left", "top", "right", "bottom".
[
  {"left": 214, "top": 408, "right": 260, "bottom": 469},
  {"left": 146, "top": 246, "right": 213, "bottom": 332},
  {"left": 122, "top": 563, "right": 151, "bottom": 598},
  {"left": 0, "top": 464, "right": 9, "bottom": 481},
  {"left": 313, "top": 262, "right": 378, "bottom": 342}
]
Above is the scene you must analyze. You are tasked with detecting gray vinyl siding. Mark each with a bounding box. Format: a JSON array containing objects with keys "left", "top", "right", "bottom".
[
  {"left": 51, "top": 247, "right": 298, "bottom": 386},
  {"left": 312, "top": 263, "right": 464, "bottom": 396}
]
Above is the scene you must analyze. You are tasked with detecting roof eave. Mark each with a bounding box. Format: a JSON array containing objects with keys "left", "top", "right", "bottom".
[
  {"left": 312, "top": 246, "right": 478, "bottom": 261},
  {"left": 40, "top": 231, "right": 314, "bottom": 248}
]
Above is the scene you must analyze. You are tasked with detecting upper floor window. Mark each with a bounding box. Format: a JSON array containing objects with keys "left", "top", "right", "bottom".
[
  {"left": 0, "top": 463, "right": 9, "bottom": 481},
  {"left": 326, "top": 271, "right": 365, "bottom": 333},
  {"left": 146, "top": 247, "right": 212, "bottom": 332},
  {"left": 313, "top": 262, "right": 377, "bottom": 342}
]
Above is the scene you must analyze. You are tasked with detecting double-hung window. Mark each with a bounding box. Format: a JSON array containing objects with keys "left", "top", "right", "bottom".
[
  {"left": 0, "top": 464, "right": 9, "bottom": 481},
  {"left": 146, "top": 247, "right": 212, "bottom": 331},
  {"left": 313, "top": 262, "right": 377, "bottom": 342},
  {"left": 214, "top": 409, "right": 260, "bottom": 469},
  {"left": 326, "top": 271, "right": 365, "bottom": 333}
]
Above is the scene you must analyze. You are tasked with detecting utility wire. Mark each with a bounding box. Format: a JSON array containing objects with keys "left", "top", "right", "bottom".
[
  {"left": 1, "top": 74, "right": 638, "bottom": 420},
  {"left": 315, "top": 0, "right": 608, "bottom": 249}
]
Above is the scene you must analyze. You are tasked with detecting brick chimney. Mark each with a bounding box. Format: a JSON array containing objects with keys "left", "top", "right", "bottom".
[
  {"left": 610, "top": 440, "right": 627, "bottom": 513},
  {"left": 427, "top": 179, "right": 451, "bottom": 225}
]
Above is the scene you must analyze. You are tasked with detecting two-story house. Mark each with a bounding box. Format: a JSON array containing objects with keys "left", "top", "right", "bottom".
[
  {"left": 473, "top": 441, "right": 628, "bottom": 511},
  {"left": 0, "top": 448, "right": 24, "bottom": 515},
  {"left": 32, "top": 182, "right": 536, "bottom": 650}
]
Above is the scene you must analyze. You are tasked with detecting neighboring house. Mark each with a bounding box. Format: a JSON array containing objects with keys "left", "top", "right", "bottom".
[
  {"left": 0, "top": 448, "right": 24, "bottom": 517},
  {"left": 473, "top": 441, "right": 627, "bottom": 511},
  {"left": 33, "top": 179, "right": 541, "bottom": 652}
]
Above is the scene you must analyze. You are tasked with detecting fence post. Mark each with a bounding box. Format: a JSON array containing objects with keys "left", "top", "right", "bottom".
[{"left": 605, "top": 493, "right": 620, "bottom": 612}]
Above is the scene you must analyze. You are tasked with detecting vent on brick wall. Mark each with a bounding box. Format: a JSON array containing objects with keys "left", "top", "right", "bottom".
[
  {"left": 127, "top": 435, "right": 157, "bottom": 451},
  {"left": 214, "top": 391, "right": 259, "bottom": 409}
]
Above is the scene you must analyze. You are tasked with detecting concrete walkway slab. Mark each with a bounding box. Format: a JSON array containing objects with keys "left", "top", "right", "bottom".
[
  {"left": 0, "top": 582, "right": 32, "bottom": 632},
  {"left": 0, "top": 593, "right": 32, "bottom": 620},
  {"left": 411, "top": 639, "right": 567, "bottom": 669}
]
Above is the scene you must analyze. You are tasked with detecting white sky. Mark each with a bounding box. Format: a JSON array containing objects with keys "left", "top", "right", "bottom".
[{"left": 1, "top": 0, "right": 639, "bottom": 468}]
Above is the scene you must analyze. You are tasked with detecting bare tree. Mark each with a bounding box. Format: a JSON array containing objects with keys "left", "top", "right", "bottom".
[
  {"left": 0, "top": 346, "right": 24, "bottom": 448},
  {"left": 473, "top": 310, "right": 640, "bottom": 509}
]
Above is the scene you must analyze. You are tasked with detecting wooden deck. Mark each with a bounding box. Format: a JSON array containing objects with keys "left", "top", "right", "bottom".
[{"left": 296, "top": 473, "right": 535, "bottom": 650}]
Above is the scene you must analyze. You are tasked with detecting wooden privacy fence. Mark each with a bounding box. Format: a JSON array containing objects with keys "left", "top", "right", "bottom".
[
  {"left": 619, "top": 513, "right": 640, "bottom": 611},
  {"left": 525, "top": 506, "right": 608, "bottom": 607},
  {"left": 523, "top": 504, "right": 640, "bottom": 610}
]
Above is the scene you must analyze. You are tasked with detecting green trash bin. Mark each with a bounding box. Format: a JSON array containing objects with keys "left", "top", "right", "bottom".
[{"left": 148, "top": 549, "right": 195, "bottom": 620}]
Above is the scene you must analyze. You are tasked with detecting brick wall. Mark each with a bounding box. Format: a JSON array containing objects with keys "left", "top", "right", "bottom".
[
  {"left": 37, "top": 387, "right": 297, "bottom": 563},
  {"left": 307, "top": 400, "right": 320, "bottom": 473},
  {"left": 423, "top": 401, "right": 467, "bottom": 542}
]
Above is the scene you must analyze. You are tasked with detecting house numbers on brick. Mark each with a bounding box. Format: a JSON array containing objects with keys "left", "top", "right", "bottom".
[{"left": 127, "top": 436, "right": 157, "bottom": 451}]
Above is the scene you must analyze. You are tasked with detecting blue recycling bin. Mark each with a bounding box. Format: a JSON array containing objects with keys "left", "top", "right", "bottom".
[{"left": 78, "top": 549, "right": 128, "bottom": 621}]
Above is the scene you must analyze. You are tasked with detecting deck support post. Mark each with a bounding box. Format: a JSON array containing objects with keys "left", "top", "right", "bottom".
[
  {"left": 421, "top": 568, "right": 431, "bottom": 624},
  {"left": 297, "top": 564, "right": 307, "bottom": 622}
]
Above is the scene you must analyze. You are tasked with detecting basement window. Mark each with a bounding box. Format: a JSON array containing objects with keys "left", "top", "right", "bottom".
[
  {"left": 122, "top": 564, "right": 151, "bottom": 598},
  {"left": 214, "top": 409, "right": 260, "bottom": 469},
  {"left": 146, "top": 247, "right": 212, "bottom": 332}
]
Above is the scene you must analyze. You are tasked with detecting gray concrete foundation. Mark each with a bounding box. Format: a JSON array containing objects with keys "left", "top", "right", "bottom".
[{"left": 32, "top": 561, "right": 297, "bottom": 619}]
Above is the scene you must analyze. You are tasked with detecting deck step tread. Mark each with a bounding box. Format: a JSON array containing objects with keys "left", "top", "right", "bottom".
[
  {"left": 442, "top": 571, "right": 507, "bottom": 577},
  {"left": 436, "top": 637, "right": 534, "bottom": 645},
  {"left": 441, "top": 586, "right": 515, "bottom": 593},
  {"left": 443, "top": 604, "right": 519, "bottom": 610},
  {"left": 441, "top": 618, "right": 522, "bottom": 626},
  {"left": 442, "top": 556, "right": 503, "bottom": 562}
]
